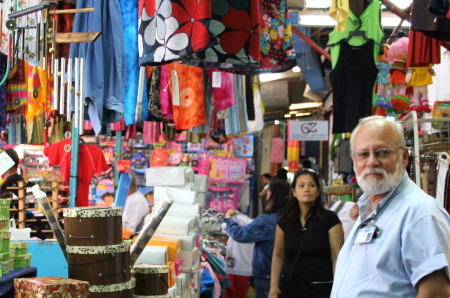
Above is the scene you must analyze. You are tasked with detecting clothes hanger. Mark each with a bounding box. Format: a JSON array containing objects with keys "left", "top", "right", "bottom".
[{"left": 327, "top": 17, "right": 387, "bottom": 48}]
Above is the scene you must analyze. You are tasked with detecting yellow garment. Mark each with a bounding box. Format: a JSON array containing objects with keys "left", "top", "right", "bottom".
[
  {"left": 329, "top": 0, "right": 350, "bottom": 33},
  {"left": 26, "top": 64, "right": 50, "bottom": 143},
  {"left": 408, "top": 66, "right": 433, "bottom": 87}
]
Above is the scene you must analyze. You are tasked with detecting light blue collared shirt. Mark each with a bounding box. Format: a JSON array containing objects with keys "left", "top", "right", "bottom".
[{"left": 332, "top": 173, "right": 450, "bottom": 297}]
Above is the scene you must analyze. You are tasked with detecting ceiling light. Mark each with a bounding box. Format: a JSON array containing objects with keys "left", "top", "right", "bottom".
[
  {"left": 274, "top": 120, "right": 280, "bottom": 125},
  {"left": 284, "top": 114, "right": 292, "bottom": 118},
  {"left": 289, "top": 111, "right": 298, "bottom": 114},
  {"left": 292, "top": 66, "right": 301, "bottom": 73},
  {"left": 259, "top": 73, "right": 285, "bottom": 82},
  {"left": 289, "top": 102, "right": 322, "bottom": 110},
  {"left": 295, "top": 112, "right": 312, "bottom": 117}
]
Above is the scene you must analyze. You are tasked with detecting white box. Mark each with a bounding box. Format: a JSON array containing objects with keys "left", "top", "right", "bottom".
[
  {"left": 179, "top": 248, "right": 199, "bottom": 271},
  {"left": 154, "top": 187, "right": 197, "bottom": 205},
  {"left": 166, "top": 203, "right": 200, "bottom": 218},
  {"left": 146, "top": 166, "right": 194, "bottom": 187},
  {"left": 135, "top": 245, "right": 168, "bottom": 265},
  {"left": 194, "top": 174, "right": 209, "bottom": 192},
  {"left": 156, "top": 216, "right": 195, "bottom": 236}
]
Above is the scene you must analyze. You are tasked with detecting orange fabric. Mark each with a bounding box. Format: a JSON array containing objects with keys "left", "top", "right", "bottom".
[
  {"left": 122, "top": 227, "right": 132, "bottom": 240},
  {"left": 166, "top": 63, "right": 206, "bottom": 130}
]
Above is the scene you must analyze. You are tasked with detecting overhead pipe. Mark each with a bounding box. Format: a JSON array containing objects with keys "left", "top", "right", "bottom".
[{"left": 291, "top": 26, "right": 332, "bottom": 61}]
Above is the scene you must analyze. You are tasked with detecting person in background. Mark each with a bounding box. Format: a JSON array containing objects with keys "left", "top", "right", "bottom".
[
  {"left": 301, "top": 159, "right": 313, "bottom": 170},
  {"left": 259, "top": 173, "right": 272, "bottom": 212},
  {"left": 99, "top": 192, "right": 114, "bottom": 207},
  {"left": 0, "top": 148, "right": 23, "bottom": 197},
  {"left": 275, "top": 168, "right": 287, "bottom": 181},
  {"left": 122, "top": 173, "right": 149, "bottom": 237},
  {"left": 269, "top": 169, "right": 344, "bottom": 298},
  {"left": 145, "top": 190, "right": 154, "bottom": 213},
  {"left": 222, "top": 213, "right": 254, "bottom": 298},
  {"left": 332, "top": 116, "right": 450, "bottom": 297},
  {"left": 329, "top": 200, "right": 359, "bottom": 240},
  {"left": 225, "top": 179, "right": 291, "bottom": 298}
]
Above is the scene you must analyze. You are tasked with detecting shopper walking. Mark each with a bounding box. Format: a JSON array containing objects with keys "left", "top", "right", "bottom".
[
  {"left": 269, "top": 169, "right": 344, "bottom": 298},
  {"left": 332, "top": 116, "right": 450, "bottom": 297},
  {"left": 224, "top": 179, "right": 290, "bottom": 298}
]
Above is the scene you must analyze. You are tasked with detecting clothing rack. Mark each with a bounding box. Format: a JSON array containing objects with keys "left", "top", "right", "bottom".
[{"left": 402, "top": 111, "right": 450, "bottom": 189}]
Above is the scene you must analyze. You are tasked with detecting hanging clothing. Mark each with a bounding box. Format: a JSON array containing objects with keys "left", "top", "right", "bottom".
[
  {"left": 138, "top": 0, "right": 213, "bottom": 66},
  {"left": 406, "top": 30, "right": 441, "bottom": 67},
  {"left": 328, "top": 0, "right": 383, "bottom": 69},
  {"left": 69, "top": 0, "right": 125, "bottom": 135},
  {"left": 411, "top": 0, "right": 450, "bottom": 42},
  {"left": 329, "top": 0, "right": 350, "bottom": 33},
  {"left": 6, "top": 59, "right": 27, "bottom": 114},
  {"left": 147, "top": 67, "right": 166, "bottom": 122},
  {"left": 226, "top": 0, "right": 296, "bottom": 74},
  {"left": 166, "top": 63, "right": 206, "bottom": 130},
  {"left": 120, "top": 0, "right": 141, "bottom": 126},
  {"left": 0, "top": 53, "right": 7, "bottom": 131},
  {"left": 330, "top": 40, "right": 378, "bottom": 133},
  {"left": 428, "top": 47, "right": 450, "bottom": 108},
  {"left": 209, "top": 69, "right": 234, "bottom": 111},
  {"left": 26, "top": 64, "right": 49, "bottom": 144},
  {"left": 160, "top": 65, "right": 174, "bottom": 120},
  {"left": 43, "top": 139, "right": 111, "bottom": 207},
  {"left": 193, "top": 69, "right": 212, "bottom": 134},
  {"left": 190, "top": 0, "right": 261, "bottom": 67}
]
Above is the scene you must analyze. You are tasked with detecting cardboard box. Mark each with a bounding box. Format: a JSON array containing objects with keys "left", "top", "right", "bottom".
[
  {"left": 14, "top": 277, "right": 89, "bottom": 297},
  {"left": 155, "top": 233, "right": 198, "bottom": 251},
  {"left": 135, "top": 245, "right": 168, "bottom": 265},
  {"left": 167, "top": 261, "right": 177, "bottom": 288},
  {"left": 148, "top": 235, "right": 182, "bottom": 262}
]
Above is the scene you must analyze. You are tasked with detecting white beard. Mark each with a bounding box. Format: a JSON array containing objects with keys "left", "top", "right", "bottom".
[{"left": 356, "top": 158, "right": 404, "bottom": 195}]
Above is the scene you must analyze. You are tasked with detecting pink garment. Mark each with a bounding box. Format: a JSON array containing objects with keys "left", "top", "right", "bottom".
[
  {"left": 160, "top": 65, "right": 174, "bottom": 120},
  {"left": 201, "top": 261, "right": 221, "bottom": 298},
  {"left": 143, "top": 121, "right": 161, "bottom": 144},
  {"left": 209, "top": 69, "right": 235, "bottom": 111},
  {"left": 125, "top": 124, "right": 137, "bottom": 139},
  {"left": 84, "top": 120, "right": 93, "bottom": 130},
  {"left": 110, "top": 119, "right": 126, "bottom": 131}
]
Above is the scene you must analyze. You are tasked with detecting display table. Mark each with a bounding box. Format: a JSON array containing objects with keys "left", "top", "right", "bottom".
[{"left": 0, "top": 267, "right": 37, "bottom": 297}]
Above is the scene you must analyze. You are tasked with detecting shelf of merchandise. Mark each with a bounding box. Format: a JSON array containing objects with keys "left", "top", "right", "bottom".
[{"left": 6, "top": 181, "right": 69, "bottom": 238}]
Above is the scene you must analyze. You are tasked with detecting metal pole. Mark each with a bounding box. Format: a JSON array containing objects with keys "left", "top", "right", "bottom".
[
  {"left": 114, "top": 130, "right": 122, "bottom": 188},
  {"left": 69, "top": 127, "right": 80, "bottom": 207}
]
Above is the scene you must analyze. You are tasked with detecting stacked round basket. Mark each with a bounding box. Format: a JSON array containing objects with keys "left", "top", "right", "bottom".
[{"left": 63, "top": 207, "right": 135, "bottom": 297}]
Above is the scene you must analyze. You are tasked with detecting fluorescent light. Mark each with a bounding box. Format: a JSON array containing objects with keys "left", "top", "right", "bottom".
[
  {"left": 284, "top": 114, "right": 292, "bottom": 118},
  {"left": 289, "top": 111, "right": 298, "bottom": 114},
  {"left": 289, "top": 102, "right": 322, "bottom": 110},
  {"left": 259, "top": 73, "right": 285, "bottom": 82},
  {"left": 292, "top": 66, "right": 301, "bottom": 73},
  {"left": 274, "top": 120, "right": 280, "bottom": 125},
  {"left": 295, "top": 112, "right": 312, "bottom": 117}
]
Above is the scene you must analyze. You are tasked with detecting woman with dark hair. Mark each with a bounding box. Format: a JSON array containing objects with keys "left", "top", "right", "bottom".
[
  {"left": 269, "top": 169, "right": 344, "bottom": 298},
  {"left": 224, "top": 179, "right": 291, "bottom": 298}
]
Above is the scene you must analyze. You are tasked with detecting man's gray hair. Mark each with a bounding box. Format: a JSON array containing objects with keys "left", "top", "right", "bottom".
[{"left": 350, "top": 116, "right": 406, "bottom": 152}]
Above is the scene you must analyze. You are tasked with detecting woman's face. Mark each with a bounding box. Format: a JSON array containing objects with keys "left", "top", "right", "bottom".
[{"left": 293, "top": 174, "right": 319, "bottom": 206}]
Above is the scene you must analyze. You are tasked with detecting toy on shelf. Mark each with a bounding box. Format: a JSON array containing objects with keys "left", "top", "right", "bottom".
[
  {"left": 387, "top": 37, "right": 410, "bottom": 113},
  {"left": 406, "top": 65, "right": 435, "bottom": 113},
  {"left": 374, "top": 45, "right": 392, "bottom": 115}
]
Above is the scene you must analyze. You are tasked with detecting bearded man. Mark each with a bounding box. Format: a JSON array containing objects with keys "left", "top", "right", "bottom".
[{"left": 331, "top": 116, "right": 450, "bottom": 298}]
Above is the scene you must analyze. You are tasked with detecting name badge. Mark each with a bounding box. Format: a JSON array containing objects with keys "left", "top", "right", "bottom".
[{"left": 355, "top": 226, "right": 377, "bottom": 244}]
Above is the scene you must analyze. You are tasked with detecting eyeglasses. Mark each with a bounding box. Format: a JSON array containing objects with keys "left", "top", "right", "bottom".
[{"left": 351, "top": 147, "right": 403, "bottom": 161}]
